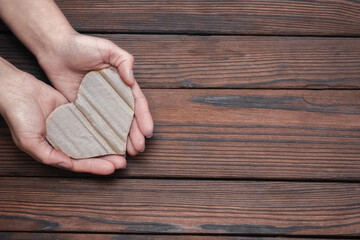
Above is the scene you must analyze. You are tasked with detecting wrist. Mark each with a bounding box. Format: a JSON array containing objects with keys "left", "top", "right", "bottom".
[
  {"left": 34, "top": 27, "right": 77, "bottom": 62},
  {"left": 0, "top": 0, "right": 77, "bottom": 63}
]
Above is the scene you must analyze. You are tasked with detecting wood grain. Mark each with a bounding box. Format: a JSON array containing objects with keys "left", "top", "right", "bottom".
[
  {"left": 46, "top": 68, "right": 134, "bottom": 158},
  {"left": 1, "top": 0, "right": 359, "bottom": 239},
  {"left": 0, "top": 233, "right": 329, "bottom": 240},
  {"left": 33, "top": 0, "right": 360, "bottom": 35},
  {"left": 0, "top": 178, "right": 359, "bottom": 235},
  {"left": 1, "top": 34, "right": 359, "bottom": 89},
  {"left": 0, "top": 34, "right": 48, "bottom": 83},
  {"left": 1, "top": 89, "right": 360, "bottom": 180},
  {"left": 1, "top": 1, "right": 360, "bottom": 36}
]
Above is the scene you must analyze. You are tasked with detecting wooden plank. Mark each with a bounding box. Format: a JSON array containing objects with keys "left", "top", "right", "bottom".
[
  {"left": 1, "top": 89, "right": 360, "bottom": 180},
  {"left": 56, "top": 0, "right": 360, "bottom": 36},
  {"left": 0, "top": 178, "right": 359, "bottom": 235},
  {"left": 1, "top": 233, "right": 335, "bottom": 240},
  {"left": 2, "top": 0, "right": 359, "bottom": 36},
  {"left": 0, "top": 34, "right": 49, "bottom": 84},
  {"left": 1, "top": 34, "right": 360, "bottom": 89}
]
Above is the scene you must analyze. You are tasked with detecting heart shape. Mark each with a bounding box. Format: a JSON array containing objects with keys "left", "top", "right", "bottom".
[{"left": 46, "top": 68, "right": 134, "bottom": 159}]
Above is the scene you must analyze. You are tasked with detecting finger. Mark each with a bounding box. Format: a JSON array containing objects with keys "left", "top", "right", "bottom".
[
  {"left": 71, "top": 157, "right": 116, "bottom": 175},
  {"left": 22, "top": 138, "right": 74, "bottom": 170},
  {"left": 101, "top": 155, "right": 127, "bottom": 169},
  {"left": 129, "top": 118, "right": 145, "bottom": 152},
  {"left": 20, "top": 136, "right": 122, "bottom": 175},
  {"left": 132, "top": 81, "right": 154, "bottom": 138},
  {"left": 106, "top": 41, "right": 135, "bottom": 86},
  {"left": 126, "top": 136, "right": 138, "bottom": 156}
]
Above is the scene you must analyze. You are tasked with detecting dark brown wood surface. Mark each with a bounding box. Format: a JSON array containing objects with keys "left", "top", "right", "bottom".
[
  {"left": 1, "top": 0, "right": 359, "bottom": 239},
  {"left": 1, "top": 34, "right": 360, "bottom": 89},
  {"left": 1, "top": 90, "right": 360, "bottom": 180},
  {"left": 48, "top": 0, "right": 360, "bottom": 35},
  {"left": 3, "top": 0, "right": 359, "bottom": 35},
  {"left": 0, "top": 233, "right": 346, "bottom": 240},
  {"left": 0, "top": 178, "right": 359, "bottom": 235}
]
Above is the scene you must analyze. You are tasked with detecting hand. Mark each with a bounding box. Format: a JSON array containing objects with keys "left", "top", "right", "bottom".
[
  {"left": 0, "top": 58, "right": 126, "bottom": 175},
  {"left": 37, "top": 33, "right": 154, "bottom": 157}
]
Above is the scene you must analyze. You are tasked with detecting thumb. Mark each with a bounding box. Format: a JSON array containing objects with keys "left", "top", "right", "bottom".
[{"left": 106, "top": 40, "right": 135, "bottom": 86}]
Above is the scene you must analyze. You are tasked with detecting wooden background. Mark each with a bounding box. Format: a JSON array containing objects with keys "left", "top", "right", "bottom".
[{"left": 1, "top": 0, "right": 360, "bottom": 239}]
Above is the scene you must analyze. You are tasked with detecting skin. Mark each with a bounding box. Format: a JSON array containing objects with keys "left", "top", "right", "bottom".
[{"left": 0, "top": 0, "right": 154, "bottom": 175}]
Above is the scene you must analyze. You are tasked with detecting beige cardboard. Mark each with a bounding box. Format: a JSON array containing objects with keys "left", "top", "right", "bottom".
[{"left": 46, "top": 68, "right": 134, "bottom": 158}]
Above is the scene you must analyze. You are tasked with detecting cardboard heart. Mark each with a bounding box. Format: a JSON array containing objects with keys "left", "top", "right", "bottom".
[{"left": 46, "top": 68, "right": 134, "bottom": 159}]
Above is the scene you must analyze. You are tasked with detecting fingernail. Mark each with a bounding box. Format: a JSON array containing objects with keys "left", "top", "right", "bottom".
[
  {"left": 146, "top": 134, "right": 153, "bottom": 139},
  {"left": 129, "top": 70, "right": 135, "bottom": 84},
  {"left": 57, "top": 162, "right": 70, "bottom": 170}
]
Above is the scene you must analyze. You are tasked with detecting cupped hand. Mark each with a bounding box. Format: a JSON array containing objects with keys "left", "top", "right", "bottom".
[
  {"left": 0, "top": 58, "right": 126, "bottom": 175},
  {"left": 37, "top": 33, "right": 153, "bottom": 156}
]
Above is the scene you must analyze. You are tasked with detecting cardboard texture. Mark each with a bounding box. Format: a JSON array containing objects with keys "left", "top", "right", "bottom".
[{"left": 46, "top": 68, "right": 134, "bottom": 158}]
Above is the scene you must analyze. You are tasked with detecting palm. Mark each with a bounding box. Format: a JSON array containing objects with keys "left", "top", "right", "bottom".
[
  {"left": 7, "top": 76, "right": 64, "bottom": 149},
  {"left": 39, "top": 33, "right": 154, "bottom": 158},
  {"left": 4, "top": 74, "right": 69, "bottom": 167},
  {"left": 40, "top": 34, "right": 112, "bottom": 102},
  {"left": 7, "top": 74, "right": 127, "bottom": 175}
]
